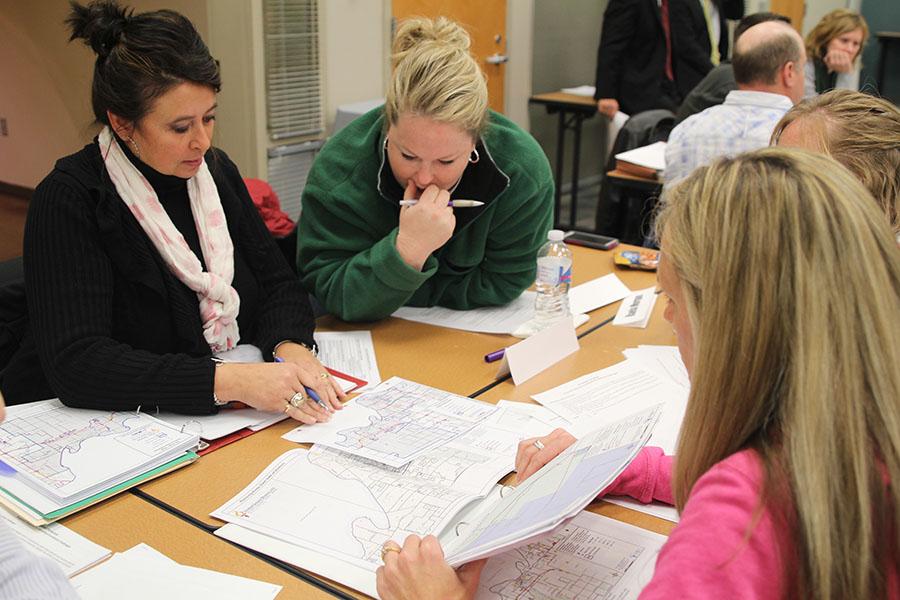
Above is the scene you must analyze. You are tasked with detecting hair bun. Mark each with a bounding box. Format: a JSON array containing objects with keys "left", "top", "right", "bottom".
[
  {"left": 66, "top": 1, "right": 131, "bottom": 59},
  {"left": 391, "top": 16, "right": 470, "bottom": 68}
]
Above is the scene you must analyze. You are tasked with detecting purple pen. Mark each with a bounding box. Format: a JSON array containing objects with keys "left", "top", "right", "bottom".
[{"left": 484, "top": 348, "right": 505, "bottom": 363}]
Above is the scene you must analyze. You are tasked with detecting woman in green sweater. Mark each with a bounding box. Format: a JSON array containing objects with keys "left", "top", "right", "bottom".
[{"left": 297, "top": 17, "right": 554, "bottom": 322}]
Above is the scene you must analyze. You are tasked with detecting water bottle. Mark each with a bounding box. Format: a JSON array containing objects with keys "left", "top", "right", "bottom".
[{"left": 533, "top": 229, "right": 572, "bottom": 327}]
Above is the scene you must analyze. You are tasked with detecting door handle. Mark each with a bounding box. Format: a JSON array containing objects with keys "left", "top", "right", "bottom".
[{"left": 486, "top": 53, "right": 509, "bottom": 64}]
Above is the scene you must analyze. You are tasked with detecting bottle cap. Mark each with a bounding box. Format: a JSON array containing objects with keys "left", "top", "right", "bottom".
[{"left": 548, "top": 229, "right": 564, "bottom": 242}]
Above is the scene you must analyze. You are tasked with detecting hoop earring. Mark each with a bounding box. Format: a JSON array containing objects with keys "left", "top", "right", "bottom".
[
  {"left": 127, "top": 136, "right": 142, "bottom": 159},
  {"left": 469, "top": 148, "right": 480, "bottom": 164}
]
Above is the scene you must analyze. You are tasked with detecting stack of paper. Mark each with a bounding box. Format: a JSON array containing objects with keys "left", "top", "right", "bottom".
[
  {"left": 442, "top": 405, "right": 661, "bottom": 566},
  {"left": 212, "top": 396, "right": 659, "bottom": 596},
  {"left": 615, "top": 141, "right": 667, "bottom": 180},
  {"left": 0, "top": 400, "right": 198, "bottom": 525},
  {"left": 530, "top": 347, "right": 689, "bottom": 522},
  {"left": 71, "top": 543, "right": 281, "bottom": 599}
]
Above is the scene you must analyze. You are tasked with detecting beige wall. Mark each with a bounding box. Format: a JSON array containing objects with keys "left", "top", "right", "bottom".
[
  {"left": 0, "top": 0, "right": 209, "bottom": 188},
  {"left": 0, "top": 1, "right": 530, "bottom": 188}
]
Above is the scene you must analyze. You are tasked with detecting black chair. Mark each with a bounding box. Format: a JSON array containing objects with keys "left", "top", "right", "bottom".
[
  {"left": 0, "top": 257, "right": 26, "bottom": 371},
  {"left": 595, "top": 110, "right": 674, "bottom": 245}
]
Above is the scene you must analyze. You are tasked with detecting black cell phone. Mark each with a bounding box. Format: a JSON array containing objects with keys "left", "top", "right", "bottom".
[{"left": 564, "top": 230, "right": 619, "bottom": 250}]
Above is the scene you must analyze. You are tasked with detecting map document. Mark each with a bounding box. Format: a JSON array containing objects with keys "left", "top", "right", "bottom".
[{"left": 283, "top": 377, "right": 496, "bottom": 467}]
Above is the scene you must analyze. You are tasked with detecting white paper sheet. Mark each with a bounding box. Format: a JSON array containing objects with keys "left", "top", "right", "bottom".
[
  {"left": 71, "top": 543, "right": 281, "bottom": 600},
  {"left": 622, "top": 345, "right": 690, "bottom": 390},
  {"left": 0, "top": 510, "right": 110, "bottom": 577},
  {"left": 282, "top": 377, "right": 495, "bottom": 468},
  {"left": 314, "top": 331, "right": 381, "bottom": 392},
  {"left": 157, "top": 409, "right": 287, "bottom": 441},
  {"left": 615, "top": 141, "right": 667, "bottom": 172},
  {"left": 391, "top": 292, "right": 536, "bottom": 334},
  {"left": 484, "top": 401, "right": 572, "bottom": 438},
  {"left": 474, "top": 511, "right": 666, "bottom": 599},
  {"left": 531, "top": 360, "right": 687, "bottom": 451},
  {"left": 215, "top": 523, "right": 379, "bottom": 598},
  {"left": 569, "top": 273, "right": 632, "bottom": 315},
  {"left": 560, "top": 85, "right": 596, "bottom": 96},
  {"left": 605, "top": 496, "right": 680, "bottom": 523}
]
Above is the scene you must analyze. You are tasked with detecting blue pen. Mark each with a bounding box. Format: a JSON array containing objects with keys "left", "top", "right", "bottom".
[{"left": 274, "top": 357, "right": 331, "bottom": 411}]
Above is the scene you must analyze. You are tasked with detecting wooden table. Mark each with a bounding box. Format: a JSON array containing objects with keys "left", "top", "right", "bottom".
[
  {"left": 63, "top": 493, "right": 343, "bottom": 599},
  {"left": 128, "top": 244, "right": 670, "bottom": 598},
  {"left": 529, "top": 92, "right": 600, "bottom": 230}
]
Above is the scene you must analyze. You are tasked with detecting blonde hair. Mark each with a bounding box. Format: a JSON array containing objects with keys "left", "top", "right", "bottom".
[
  {"left": 804, "top": 9, "right": 869, "bottom": 63},
  {"left": 771, "top": 89, "right": 900, "bottom": 235},
  {"left": 656, "top": 148, "right": 900, "bottom": 599},
  {"left": 384, "top": 16, "right": 488, "bottom": 137}
]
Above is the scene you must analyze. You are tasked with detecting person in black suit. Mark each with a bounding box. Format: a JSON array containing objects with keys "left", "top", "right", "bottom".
[
  {"left": 593, "top": 0, "right": 716, "bottom": 118},
  {"left": 673, "top": 0, "right": 745, "bottom": 99}
]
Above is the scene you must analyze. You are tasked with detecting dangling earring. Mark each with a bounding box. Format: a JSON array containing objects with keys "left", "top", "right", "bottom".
[
  {"left": 127, "top": 136, "right": 141, "bottom": 159},
  {"left": 469, "top": 148, "right": 480, "bottom": 164}
]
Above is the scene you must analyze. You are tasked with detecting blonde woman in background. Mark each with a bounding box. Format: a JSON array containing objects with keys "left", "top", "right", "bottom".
[
  {"left": 297, "top": 17, "right": 553, "bottom": 322},
  {"left": 772, "top": 88, "right": 900, "bottom": 239},
  {"left": 377, "top": 149, "right": 900, "bottom": 599},
  {"left": 803, "top": 9, "right": 869, "bottom": 98}
]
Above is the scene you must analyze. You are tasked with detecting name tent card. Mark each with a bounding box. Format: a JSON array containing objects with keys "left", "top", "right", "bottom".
[{"left": 497, "top": 317, "right": 580, "bottom": 385}]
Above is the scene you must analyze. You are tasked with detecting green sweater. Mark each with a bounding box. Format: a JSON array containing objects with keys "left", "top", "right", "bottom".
[{"left": 297, "top": 108, "right": 554, "bottom": 321}]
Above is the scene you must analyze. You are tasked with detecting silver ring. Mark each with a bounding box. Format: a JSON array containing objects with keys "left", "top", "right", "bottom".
[
  {"left": 289, "top": 392, "right": 306, "bottom": 409},
  {"left": 533, "top": 439, "right": 545, "bottom": 451}
]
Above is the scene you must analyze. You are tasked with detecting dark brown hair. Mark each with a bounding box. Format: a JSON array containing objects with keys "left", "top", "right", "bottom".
[{"left": 66, "top": 0, "right": 221, "bottom": 126}]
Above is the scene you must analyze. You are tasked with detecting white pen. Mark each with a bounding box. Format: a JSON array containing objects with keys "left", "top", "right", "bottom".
[{"left": 399, "top": 199, "right": 484, "bottom": 208}]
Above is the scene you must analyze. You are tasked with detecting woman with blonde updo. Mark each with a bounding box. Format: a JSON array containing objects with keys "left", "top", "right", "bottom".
[
  {"left": 376, "top": 149, "right": 900, "bottom": 599},
  {"left": 772, "top": 89, "right": 900, "bottom": 238},
  {"left": 803, "top": 9, "right": 869, "bottom": 98},
  {"left": 297, "top": 17, "right": 554, "bottom": 322}
]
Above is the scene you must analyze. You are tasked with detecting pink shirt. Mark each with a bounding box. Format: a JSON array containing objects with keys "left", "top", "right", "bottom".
[{"left": 605, "top": 447, "right": 899, "bottom": 599}]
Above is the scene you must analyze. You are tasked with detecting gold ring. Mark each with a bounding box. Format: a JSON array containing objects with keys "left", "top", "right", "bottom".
[
  {"left": 533, "top": 439, "right": 545, "bottom": 451},
  {"left": 289, "top": 392, "right": 306, "bottom": 409},
  {"left": 320, "top": 372, "right": 330, "bottom": 380},
  {"left": 283, "top": 402, "right": 292, "bottom": 413},
  {"left": 380, "top": 544, "right": 401, "bottom": 561}
]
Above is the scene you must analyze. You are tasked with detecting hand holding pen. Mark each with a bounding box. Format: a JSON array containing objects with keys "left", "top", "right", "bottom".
[
  {"left": 273, "top": 356, "right": 337, "bottom": 418},
  {"left": 396, "top": 182, "right": 456, "bottom": 271}
]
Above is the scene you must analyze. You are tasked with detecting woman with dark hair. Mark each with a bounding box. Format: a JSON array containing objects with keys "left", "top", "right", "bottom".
[{"left": 0, "top": 1, "right": 344, "bottom": 422}]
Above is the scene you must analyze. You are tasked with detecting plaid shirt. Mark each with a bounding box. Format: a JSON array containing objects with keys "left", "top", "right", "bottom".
[{"left": 663, "top": 90, "right": 794, "bottom": 186}]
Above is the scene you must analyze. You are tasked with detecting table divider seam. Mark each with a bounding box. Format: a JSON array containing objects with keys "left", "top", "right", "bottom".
[{"left": 128, "top": 488, "right": 355, "bottom": 600}]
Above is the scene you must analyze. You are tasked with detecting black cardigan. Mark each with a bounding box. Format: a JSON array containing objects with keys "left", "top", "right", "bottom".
[{"left": 2, "top": 141, "right": 314, "bottom": 414}]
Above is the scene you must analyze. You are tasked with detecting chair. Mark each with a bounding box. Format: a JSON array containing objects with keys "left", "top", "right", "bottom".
[
  {"left": 594, "top": 110, "right": 674, "bottom": 245},
  {"left": 0, "top": 257, "right": 26, "bottom": 370}
]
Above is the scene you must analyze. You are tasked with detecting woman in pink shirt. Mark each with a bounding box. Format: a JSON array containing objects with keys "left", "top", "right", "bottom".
[{"left": 376, "top": 148, "right": 900, "bottom": 599}]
